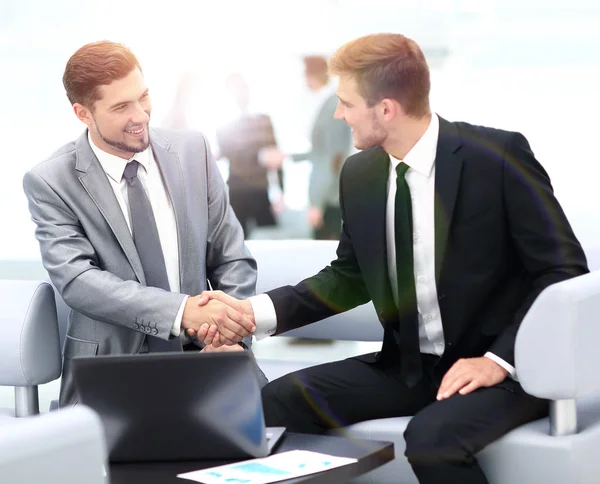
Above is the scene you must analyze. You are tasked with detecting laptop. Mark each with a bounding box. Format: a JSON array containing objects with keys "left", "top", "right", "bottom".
[{"left": 71, "top": 351, "right": 285, "bottom": 462}]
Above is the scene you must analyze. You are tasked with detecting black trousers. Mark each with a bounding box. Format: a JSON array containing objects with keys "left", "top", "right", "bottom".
[
  {"left": 261, "top": 353, "right": 548, "bottom": 484},
  {"left": 228, "top": 185, "right": 276, "bottom": 238}
]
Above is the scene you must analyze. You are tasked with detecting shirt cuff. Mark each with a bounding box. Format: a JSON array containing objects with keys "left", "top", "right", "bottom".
[
  {"left": 484, "top": 352, "right": 518, "bottom": 381},
  {"left": 249, "top": 294, "right": 277, "bottom": 341},
  {"left": 171, "top": 295, "right": 189, "bottom": 337}
]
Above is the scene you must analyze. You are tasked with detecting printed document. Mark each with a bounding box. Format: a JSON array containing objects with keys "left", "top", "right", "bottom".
[{"left": 178, "top": 450, "right": 357, "bottom": 484}]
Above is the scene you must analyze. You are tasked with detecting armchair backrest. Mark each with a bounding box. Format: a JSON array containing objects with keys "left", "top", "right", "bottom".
[{"left": 0, "top": 280, "right": 62, "bottom": 416}]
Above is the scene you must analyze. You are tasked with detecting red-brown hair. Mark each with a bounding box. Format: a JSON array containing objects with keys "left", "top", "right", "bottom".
[
  {"left": 303, "top": 55, "right": 329, "bottom": 85},
  {"left": 329, "top": 33, "right": 430, "bottom": 118},
  {"left": 62, "top": 40, "right": 142, "bottom": 108}
]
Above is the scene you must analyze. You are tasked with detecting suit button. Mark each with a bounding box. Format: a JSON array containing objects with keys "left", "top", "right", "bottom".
[
  {"left": 133, "top": 323, "right": 139, "bottom": 330},
  {"left": 145, "top": 327, "right": 151, "bottom": 333},
  {"left": 152, "top": 329, "right": 158, "bottom": 335}
]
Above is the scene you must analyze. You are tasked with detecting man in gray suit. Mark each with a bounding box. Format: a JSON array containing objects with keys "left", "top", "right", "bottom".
[
  {"left": 291, "top": 56, "right": 351, "bottom": 240},
  {"left": 23, "top": 41, "right": 259, "bottom": 407}
]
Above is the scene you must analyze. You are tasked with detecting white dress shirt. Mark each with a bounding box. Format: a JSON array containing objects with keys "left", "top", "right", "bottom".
[
  {"left": 250, "top": 115, "right": 516, "bottom": 379},
  {"left": 88, "top": 133, "right": 187, "bottom": 337},
  {"left": 387, "top": 114, "right": 443, "bottom": 356}
]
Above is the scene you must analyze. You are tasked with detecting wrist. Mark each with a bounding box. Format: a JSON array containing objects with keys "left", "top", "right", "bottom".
[
  {"left": 245, "top": 301, "right": 256, "bottom": 326},
  {"left": 181, "top": 298, "right": 200, "bottom": 328}
]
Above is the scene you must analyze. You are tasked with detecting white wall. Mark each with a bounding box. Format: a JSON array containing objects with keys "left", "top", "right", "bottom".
[{"left": 1, "top": 0, "right": 599, "bottom": 259}]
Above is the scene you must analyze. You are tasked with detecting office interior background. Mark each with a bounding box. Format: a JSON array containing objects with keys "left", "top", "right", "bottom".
[{"left": 1, "top": 0, "right": 600, "bottom": 409}]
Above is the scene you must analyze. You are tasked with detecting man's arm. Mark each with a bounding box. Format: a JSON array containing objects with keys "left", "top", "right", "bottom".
[
  {"left": 199, "top": 160, "right": 372, "bottom": 345},
  {"left": 266, "top": 222, "right": 371, "bottom": 334},
  {"left": 266, "top": 155, "right": 371, "bottom": 334},
  {"left": 23, "top": 169, "right": 248, "bottom": 340},
  {"left": 197, "top": 221, "right": 372, "bottom": 344},
  {"left": 488, "top": 132, "right": 589, "bottom": 364},
  {"left": 437, "top": 131, "right": 589, "bottom": 400}
]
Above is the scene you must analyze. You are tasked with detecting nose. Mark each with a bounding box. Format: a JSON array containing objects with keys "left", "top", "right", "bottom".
[
  {"left": 131, "top": 103, "right": 150, "bottom": 125},
  {"left": 333, "top": 103, "right": 344, "bottom": 121}
]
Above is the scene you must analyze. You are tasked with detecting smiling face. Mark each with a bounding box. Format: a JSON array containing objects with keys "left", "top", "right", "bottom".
[
  {"left": 334, "top": 76, "right": 388, "bottom": 151},
  {"left": 74, "top": 67, "right": 151, "bottom": 159}
]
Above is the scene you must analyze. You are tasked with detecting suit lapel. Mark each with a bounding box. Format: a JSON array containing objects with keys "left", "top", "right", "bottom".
[
  {"left": 361, "top": 148, "right": 397, "bottom": 320},
  {"left": 150, "top": 129, "right": 188, "bottom": 291},
  {"left": 434, "top": 117, "right": 463, "bottom": 284},
  {"left": 75, "top": 131, "right": 146, "bottom": 284}
]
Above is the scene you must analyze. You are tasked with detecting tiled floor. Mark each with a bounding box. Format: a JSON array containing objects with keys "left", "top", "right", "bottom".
[{"left": 0, "top": 337, "right": 381, "bottom": 415}]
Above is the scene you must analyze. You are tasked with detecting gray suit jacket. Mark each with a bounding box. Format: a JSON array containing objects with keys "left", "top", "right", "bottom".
[{"left": 23, "top": 128, "right": 257, "bottom": 406}]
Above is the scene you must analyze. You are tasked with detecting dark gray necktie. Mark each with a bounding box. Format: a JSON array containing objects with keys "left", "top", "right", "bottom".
[
  {"left": 123, "top": 160, "right": 182, "bottom": 352},
  {"left": 395, "top": 162, "right": 422, "bottom": 387}
]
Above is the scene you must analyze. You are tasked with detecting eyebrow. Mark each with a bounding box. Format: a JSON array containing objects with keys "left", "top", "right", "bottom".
[
  {"left": 108, "top": 89, "right": 149, "bottom": 110},
  {"left": 337, "top": 95, "right": 351, "bottom": 106}
]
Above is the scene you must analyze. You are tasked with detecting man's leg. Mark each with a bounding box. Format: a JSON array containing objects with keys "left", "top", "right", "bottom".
[
  {"left": 262, "top": 354, "right": 433, "bottom": 434},
  {"left": 404, "top": 385, "right": 548, "bottom": 484}
]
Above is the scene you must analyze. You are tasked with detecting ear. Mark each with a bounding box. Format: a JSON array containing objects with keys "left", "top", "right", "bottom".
[
  {"left": 73, "top": 102, "right": 94, "bottom": 127},
  {"left": 379, "top": 98, "right": 399, "bottom": 122}
]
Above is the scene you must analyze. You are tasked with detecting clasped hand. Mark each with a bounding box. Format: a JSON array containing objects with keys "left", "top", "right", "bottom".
[{"left": 181, "top": 291, "right": 255, "bottom": 347}]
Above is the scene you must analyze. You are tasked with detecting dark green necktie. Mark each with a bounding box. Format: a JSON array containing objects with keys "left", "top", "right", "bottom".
[{"left": 395, "top": 162, "right": 422, "bottom": 387}]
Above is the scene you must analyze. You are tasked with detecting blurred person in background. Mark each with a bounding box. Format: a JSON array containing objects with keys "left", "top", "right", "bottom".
[
  {"left": 216, "top": 73, "right": 284, "bottom": 238},
  {"left": 161, "top": 72, "right": 197, "bottom": 130},
  {"left": 290, "top": 55, "right": 351, "bottom": 240},
  {"left": 22, "top": 41, "right": 264, "bottom": 407}
]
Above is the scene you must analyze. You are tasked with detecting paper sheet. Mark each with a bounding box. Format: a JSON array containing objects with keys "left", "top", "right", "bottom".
[{"left": 177, "top": 450, "right": 357, "bottom": 484}]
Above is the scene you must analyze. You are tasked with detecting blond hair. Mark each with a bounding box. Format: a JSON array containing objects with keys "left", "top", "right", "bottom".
[{"left": 329, "top": 33, "right": 430, "bottom": 117}]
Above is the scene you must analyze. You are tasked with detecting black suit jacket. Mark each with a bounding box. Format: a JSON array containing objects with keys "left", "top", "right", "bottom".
[{"left": 268, "top": 117, "right": 588, "bottom": 377}]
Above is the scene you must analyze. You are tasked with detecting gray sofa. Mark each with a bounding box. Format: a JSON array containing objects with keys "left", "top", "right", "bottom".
[{"left": 246, "top": 239, "right": 600, "bottom": 484}]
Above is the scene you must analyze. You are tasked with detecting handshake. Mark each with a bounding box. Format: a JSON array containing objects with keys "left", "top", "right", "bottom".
[{"left": 180, "top": 291, "right": 255, "bottom": 347}]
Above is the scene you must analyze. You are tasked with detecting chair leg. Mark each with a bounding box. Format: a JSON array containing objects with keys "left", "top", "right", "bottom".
[
  {"left": 15, "top": 386, "right": 40, "bottom": 417},
  {"left": 550, "top": 399, "right": 577, "bottom": 436}
]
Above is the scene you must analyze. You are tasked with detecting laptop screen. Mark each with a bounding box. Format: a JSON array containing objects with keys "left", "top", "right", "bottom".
[{"left": 71, "top": 351, "right": 269, "bottom": 462}]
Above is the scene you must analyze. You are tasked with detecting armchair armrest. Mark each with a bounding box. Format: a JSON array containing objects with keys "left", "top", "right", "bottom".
[{"left": 515, "top": 271, "right": 600, "bottom": 435}]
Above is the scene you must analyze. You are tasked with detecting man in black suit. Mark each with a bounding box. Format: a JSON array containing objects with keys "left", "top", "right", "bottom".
[{"left": 195, "top": 33, "right": 589, "bottom": 483}]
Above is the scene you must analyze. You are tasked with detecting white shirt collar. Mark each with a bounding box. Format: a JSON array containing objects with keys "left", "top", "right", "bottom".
[
  {"left": 389, "top": 113, "right": 439, "bottom": 178},
  {"left": 87, "top": 131, "right": 153, "bottom": 183}
]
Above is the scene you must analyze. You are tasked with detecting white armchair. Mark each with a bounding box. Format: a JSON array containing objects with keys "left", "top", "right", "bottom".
[
  {"left": 0, "top": 280, "right": 61, "bottom": 418},
  {"left": 0, "top": 405, "right": 108, "bottom": 484}
]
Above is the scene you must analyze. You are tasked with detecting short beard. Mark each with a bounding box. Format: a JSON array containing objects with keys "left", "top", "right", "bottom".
[
  {"left": 357, "top": 111, "right": 387, "bottom": 150},
  {"left": 95, "top": 122, "right": 149, "bottom": 154}
]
